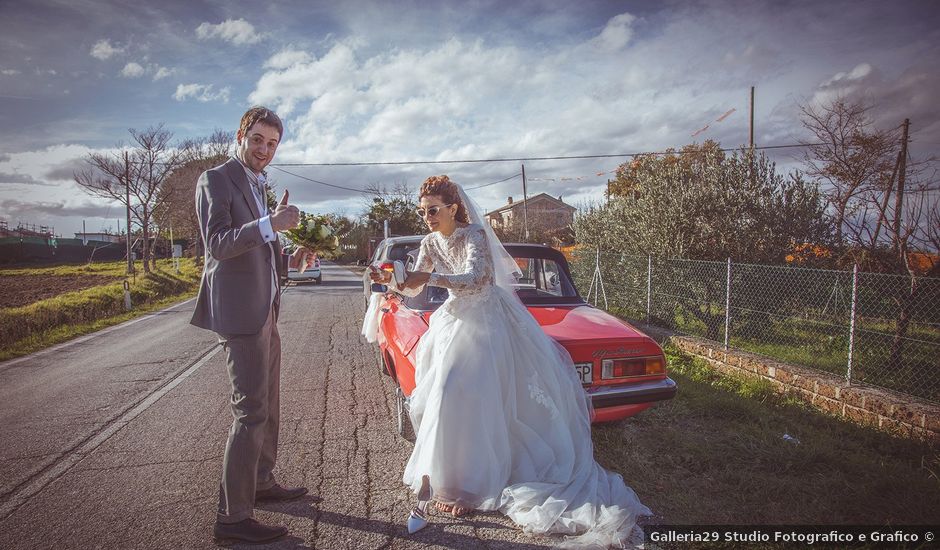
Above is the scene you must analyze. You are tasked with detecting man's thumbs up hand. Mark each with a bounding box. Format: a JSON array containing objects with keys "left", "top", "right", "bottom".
[{"left": 271, "top": 188, "right": 300, "bottom": 232}]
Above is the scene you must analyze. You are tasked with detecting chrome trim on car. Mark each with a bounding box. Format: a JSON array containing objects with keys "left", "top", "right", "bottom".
[{"left": 586, "top": 377, "right": 677, "bottom": 408}]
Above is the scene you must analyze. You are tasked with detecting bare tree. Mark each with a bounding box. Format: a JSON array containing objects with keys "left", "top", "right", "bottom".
[
  {"left": 799, "top": 98, "right": 897, "bottom": 246},
  {"left": 803, "top": 103, "right": 940, "bottom": 369},
  {"left": 154, "top": 129, "right": 234, "bottom": 261},
  {"left": 74, "top": 124, "right": 184, "bottom": 273}
]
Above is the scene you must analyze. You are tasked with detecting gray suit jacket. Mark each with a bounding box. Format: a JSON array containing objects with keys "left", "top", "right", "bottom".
[{"left": 191, "top": 158, "right": 282, "bottom": 335}]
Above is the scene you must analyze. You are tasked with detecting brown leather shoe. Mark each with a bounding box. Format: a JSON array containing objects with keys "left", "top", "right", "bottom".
[
  {"left": 255, "top": 483, "right": 308, "bottom": 503},
  {"left": 213, "top": 518, "right": 288, "bottom": 543}
]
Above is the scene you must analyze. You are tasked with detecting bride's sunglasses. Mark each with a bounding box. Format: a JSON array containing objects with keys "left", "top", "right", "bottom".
[{"left": 416, "top": 204, "right": 453, "bottom": 218}]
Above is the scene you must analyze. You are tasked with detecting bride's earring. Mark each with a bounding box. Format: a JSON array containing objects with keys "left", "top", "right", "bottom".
[{"left": 407, "top": 475, "right": 432, "bottom": 534}]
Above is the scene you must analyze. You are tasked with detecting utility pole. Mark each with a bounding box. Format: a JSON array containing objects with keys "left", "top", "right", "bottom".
[
  {"left": 893, "top": 118, "right": 910, "bottom": 259},
  {"left": 521, "top": 163, "right": 530, "bottom": 242},
  {"left": 124, "top": 150, "right": 133, "bottom": 275},
  {"left": 749, "top": 86, "right": 755, "bottom": 150}
]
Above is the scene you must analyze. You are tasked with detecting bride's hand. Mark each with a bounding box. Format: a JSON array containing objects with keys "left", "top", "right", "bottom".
[
  {"left": 403, "top": 271, "right": 431, "bottom": 289},
  {"left": 369, "top": 269, "right": 392, "bottom": 284}
]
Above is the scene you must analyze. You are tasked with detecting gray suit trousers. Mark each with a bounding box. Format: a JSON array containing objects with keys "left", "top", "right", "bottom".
[{"left": 216, "top": 304, "right": 281, "bottom": 523}]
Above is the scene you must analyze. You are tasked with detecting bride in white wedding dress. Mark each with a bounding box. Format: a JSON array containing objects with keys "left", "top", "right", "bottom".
[{"left": 367, "top": 175, "right": 650, "bottom": 548}]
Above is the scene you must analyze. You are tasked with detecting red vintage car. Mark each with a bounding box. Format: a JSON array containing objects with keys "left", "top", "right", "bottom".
[{"left": 370, "top": 242, "right": 676, "bottom": 437}]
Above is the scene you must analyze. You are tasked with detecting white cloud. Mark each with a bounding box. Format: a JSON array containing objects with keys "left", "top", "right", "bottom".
[
  {"left": 821, "top": 62, "right": 873, "bottom": 88},
  {"left": 195, "top": 18, "right": 262, "bottom": 45},
  {"left": 173, "top": 83, "right": 231, "bottom": 103},
  {"left": 152, "top": 66, "right": 176, "bottom": 81},
  {"left": 590, "top": 13, "right": 636, "bottom": 52},
  {"left": 1, "top": 69, "right": 20, "bottom": 76},
  {"left": 117, "top": 62, "right": 175, "bottom": 80},
  {"left": 90, "top": 39, "right": 122, "bottom": 60},
  {"left": 264, "top": 48, "right": 313, "bottom": 70},
  {"left": 120, "top": 62, "right": 145, "bottom": 78}
]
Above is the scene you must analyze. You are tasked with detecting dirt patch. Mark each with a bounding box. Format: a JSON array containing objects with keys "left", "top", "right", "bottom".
[{"left": 0, "top": 274, "right": 123, "bottom": 309}]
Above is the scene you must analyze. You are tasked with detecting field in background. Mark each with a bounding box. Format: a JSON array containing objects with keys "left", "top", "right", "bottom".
[{"left": 0, "top": 259, "right": 201, "bottom": 361}]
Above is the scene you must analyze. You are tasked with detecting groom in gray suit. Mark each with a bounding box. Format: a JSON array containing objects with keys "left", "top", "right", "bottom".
[{"left": 191, "top": 106, "right": 311, "bottom": 544}]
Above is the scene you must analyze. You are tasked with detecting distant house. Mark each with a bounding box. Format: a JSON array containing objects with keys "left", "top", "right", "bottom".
[{"left": 484, "top": 193, "right": 576, "bottom": 232}]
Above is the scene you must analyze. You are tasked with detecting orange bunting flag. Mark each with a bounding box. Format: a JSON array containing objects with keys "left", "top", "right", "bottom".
[{"left": 715, "top": 108, "right": 736, "bottom": 122}]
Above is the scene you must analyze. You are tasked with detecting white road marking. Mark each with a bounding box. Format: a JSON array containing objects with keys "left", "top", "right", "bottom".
[
  {"left": 0, "top": 298, "right": 196, "bottom": 373},
  {"left": 0, "top": 342, "right": 221, "bottom": 520}
]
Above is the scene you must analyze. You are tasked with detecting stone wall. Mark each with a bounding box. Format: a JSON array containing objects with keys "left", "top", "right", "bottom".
[{"left": 638, "top": 324, "right": 938, "bottom": 441}]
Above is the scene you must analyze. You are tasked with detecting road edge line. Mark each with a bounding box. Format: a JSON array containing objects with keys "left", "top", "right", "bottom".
[{"left": 0, "top": 343, "right": 221, "bottom": 520}]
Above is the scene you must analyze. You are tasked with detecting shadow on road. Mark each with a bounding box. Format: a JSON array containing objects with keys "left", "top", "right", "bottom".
[{"left": 250, "top": 503, "right": 550, "bottom": 549}]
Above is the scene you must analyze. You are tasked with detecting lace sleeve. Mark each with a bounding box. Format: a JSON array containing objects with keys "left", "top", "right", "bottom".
[
  {"left": 428, "top": 226, "right": 492, "bottom": 291},
  {"left": 390, "top": 236, "right": 434, "bottom": 297}
]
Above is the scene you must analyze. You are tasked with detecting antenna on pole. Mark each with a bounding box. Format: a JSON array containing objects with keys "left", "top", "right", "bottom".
[{"left": 521, "top": 163, "right": 530, "bottom": 242}]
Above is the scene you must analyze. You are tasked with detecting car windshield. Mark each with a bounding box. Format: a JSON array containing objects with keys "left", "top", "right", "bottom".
[
  {"left": 511, "top": 256, "right": 578, "bottom": 299},
  {"left": 388, "top": 243, "right": 419, "bottom": 261}
]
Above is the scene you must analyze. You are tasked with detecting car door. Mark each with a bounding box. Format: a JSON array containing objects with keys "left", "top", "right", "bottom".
[{"left": 379, "top": 293, "right": 428, "bottom": 396}]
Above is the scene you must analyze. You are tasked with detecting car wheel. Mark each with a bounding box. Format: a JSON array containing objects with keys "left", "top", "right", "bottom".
[
  {"left": 315, "top": 276, "right": 322, "bottom": 284},
  {"left": 395, "top": 386, "right": 415, "bottom": 442}
]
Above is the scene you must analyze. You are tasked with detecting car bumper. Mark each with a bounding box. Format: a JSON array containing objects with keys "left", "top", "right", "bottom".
[
  {"left": 288, "top": 269, "right": 321, "bottom": 280},
  {"left": 586, "top": 377, "right": 677, "bottom": 409}
]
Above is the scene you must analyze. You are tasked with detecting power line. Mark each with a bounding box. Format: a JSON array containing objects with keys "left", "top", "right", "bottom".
[
  {"left": 269, "top": 142, "right": 823, "bottom": 167},
  {"left": 110, "top": 141, "right": 828, "bottom": 168},
  {"left": 465, "top": 172, "right": 521, "bottom": 190},
  {"left": 269, "top": 165, "right": 523, "bottom": 194},
  {"left": 268, "top": 165, "right": 372, "bottom": 194}
]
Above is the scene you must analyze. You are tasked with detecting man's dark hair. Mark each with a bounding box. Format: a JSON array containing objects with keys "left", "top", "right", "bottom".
[{"left": 239, "top": 106, "right": 284, "bottom": 140}]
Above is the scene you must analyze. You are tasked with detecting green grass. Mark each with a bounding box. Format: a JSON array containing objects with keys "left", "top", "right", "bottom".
[
  {"left": 0, "top": 259, "right": 201, "bottom": 361},
  {"left": 728, "top": 316, "right": 939, "bottom": 401},
  {"left": 0, "top": 261, "right": 133, "bottom": 277},
  {"left": 592, "top": 345, "right": 940, "bottom": 528}
]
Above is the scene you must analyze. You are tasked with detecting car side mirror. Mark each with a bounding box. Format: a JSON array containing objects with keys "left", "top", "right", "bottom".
[{"left": 371, "top": 283, "right": 388, "bottom": 293}]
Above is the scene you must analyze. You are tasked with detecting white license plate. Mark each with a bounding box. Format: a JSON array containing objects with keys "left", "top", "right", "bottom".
[{"left": 575, "top": 363, "right": 593, "bottom": 385}]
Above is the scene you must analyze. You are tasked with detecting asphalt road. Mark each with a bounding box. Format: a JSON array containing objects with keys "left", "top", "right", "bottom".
[{"left": 0, "top": 263, "right": 555, "bottom": 549}]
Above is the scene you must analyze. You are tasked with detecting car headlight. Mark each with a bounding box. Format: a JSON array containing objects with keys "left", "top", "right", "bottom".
[{"left": 601, "top": 355, "right": 665, "bottom": 379}]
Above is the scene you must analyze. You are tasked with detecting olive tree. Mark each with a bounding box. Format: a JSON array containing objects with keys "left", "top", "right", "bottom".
[{"left": 573, "top": 144, "right": 831, "bottom": 339}]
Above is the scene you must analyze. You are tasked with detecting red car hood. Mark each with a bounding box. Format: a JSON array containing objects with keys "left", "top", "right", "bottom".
[{"left": 528, "top": 305, "right": 650, "bottom": 343}]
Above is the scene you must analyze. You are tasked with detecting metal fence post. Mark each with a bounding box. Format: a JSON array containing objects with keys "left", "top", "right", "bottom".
[
  {"left": 646, "top": 255, "right": 652, "bottom": 325},
  {"left": 724, "top": 257, "right": 732, "bottom": 350},
  {"left": 846, "top": 263, "right": 859, "bottom": 386}
]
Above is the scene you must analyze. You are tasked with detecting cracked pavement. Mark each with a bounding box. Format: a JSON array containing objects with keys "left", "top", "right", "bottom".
[{"left": 0, "top": 264, "right": 555, "bottom": 549}]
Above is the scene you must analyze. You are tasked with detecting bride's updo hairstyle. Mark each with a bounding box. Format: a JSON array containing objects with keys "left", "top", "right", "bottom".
[{"left": 419, "top": 175, "right": 470, "bottom": 223}]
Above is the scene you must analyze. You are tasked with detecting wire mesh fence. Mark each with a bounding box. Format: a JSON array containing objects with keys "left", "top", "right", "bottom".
[{"left": 569, "top": 250, "right": 940, "bottom": 403}]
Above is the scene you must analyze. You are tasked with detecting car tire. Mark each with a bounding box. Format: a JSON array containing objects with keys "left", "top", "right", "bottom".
[
  {"left": 314, "top": 276, "right": 322, "bottom": 284},
  {"left": 395, "top": 386, "right": 415, "bottom": 442}
]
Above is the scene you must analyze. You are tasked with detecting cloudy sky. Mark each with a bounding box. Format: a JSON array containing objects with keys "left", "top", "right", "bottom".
[{"left": 1, "top": 0, "right": 938, "bottom": 237}]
